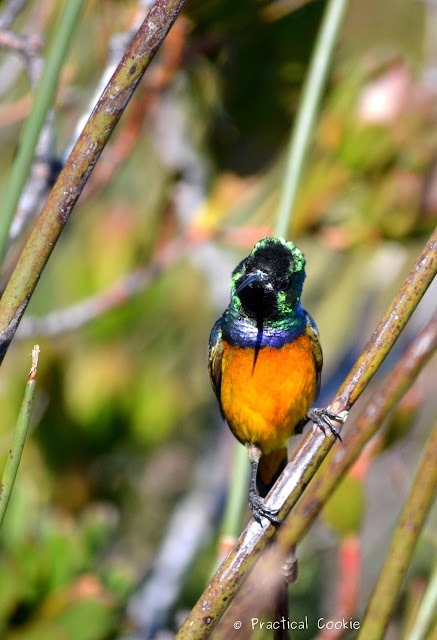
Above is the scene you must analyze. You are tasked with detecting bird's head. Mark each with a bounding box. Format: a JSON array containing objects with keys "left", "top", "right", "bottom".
[{"left": 229, "top": 237, "right": 306, "bottom": 323}]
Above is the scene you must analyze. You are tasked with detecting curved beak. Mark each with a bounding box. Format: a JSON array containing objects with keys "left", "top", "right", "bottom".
[{"left": 235, "top": 271, "right": 269, "bottom": 297}]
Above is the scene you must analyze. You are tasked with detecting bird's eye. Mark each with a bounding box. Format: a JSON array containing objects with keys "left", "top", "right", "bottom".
[{"left": 278, "top": 278, "right": 290, "bottom": 291}]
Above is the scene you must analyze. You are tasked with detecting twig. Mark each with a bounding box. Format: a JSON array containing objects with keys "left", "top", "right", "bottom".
[
  {"left": 0, "top": 13, "right": 53, "bottom": 249},
  {"left": 0, "top": 0, "right": 29, "bottom": 31},
  {"left": 175, "top": 227, "right": 437, "bottom": 639},
  {"left": 0, "top": 29, "right": 41, "bottom": 57},
  {"left": 61, "top": 4, "right": 146, "bottom": 164},
  {"left": 0, "top": 0, "right": 189, "bottom": 363},
  {"left": 0, "top": 1, "right": 37, "bottom": 100},
  {"left": 357, "top": 413, "right": 437, "bottom": 640},
  {"left": 7, "top": 110, "right": 57, "bottom": 248},
  {"left": 16, "top": 237, "right": 187, "bottom": 338},
  {"left": 16, "top": 268, "right": 158, "bottom": 338},
  {"left": 80, "top": 14, "right": 189, "bottom": 203},
  {"left": 0, "top": 345, "right": 40, "bottom": 528}
]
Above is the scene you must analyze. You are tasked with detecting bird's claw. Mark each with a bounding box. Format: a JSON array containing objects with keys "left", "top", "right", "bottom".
[
  {"left": 307, "top": 408, "right": 348, "bottom": 442},
  {"left": 248, "top": 491, "right": 284, "bottom": 526}
]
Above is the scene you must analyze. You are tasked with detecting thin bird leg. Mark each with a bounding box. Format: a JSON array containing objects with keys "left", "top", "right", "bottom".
[{"left": 247, "top": 444, "right": 284, "bottom": 526}]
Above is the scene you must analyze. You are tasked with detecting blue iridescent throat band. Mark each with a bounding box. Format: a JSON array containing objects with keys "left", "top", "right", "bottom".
[{"left": 222, "top": 317, "right": 305, "bottom": 348}]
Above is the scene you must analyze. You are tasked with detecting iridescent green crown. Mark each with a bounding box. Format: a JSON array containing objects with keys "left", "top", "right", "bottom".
[{"left": 230, "top": 237, "right": 305, "bottom": 296}]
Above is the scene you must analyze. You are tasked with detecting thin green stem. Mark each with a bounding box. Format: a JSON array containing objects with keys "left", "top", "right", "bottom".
[
  {"left": 213, "top": 444, "right": 248, "bottom": 577},
  {"left": 275, "top": 0, "right": 349, "bottom": 238},
  {"left": 409, "top": 560, "right": 437, "bottom": 640},
  {"left": 0, "top": 345, "right": 40, "bottom": 528},
  {"left": 218, "top": 444, "right": 249, "bottom": 543},
  {"left": 0, "top": 0, "right": 85, "bottom": 262},
  {"left": 357, "top": 415, "right": 437, "bottom": 640}
]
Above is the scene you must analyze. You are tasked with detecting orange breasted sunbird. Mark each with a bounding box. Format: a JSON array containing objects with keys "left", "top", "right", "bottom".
[{"left": 208, "top": 237, "right": 346, "bottom": 524}]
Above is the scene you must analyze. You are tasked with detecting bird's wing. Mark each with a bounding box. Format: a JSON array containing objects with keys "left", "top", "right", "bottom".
[
  {"left": 305, "top": 312, "right": 323, "bottom": 401},
  {"left": 208, "top": 318, "right": 225, "bottom": 417}
]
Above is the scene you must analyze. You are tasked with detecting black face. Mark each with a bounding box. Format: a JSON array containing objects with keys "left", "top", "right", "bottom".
[
  {"left": 237, "top": 280, "right": 277, "bottom": 322},
  {"left": 232, "top": 239, "right": 304, "bottom": 323},
  {"left": 243, "top": 241, "right": 294, "bottom": 291}
]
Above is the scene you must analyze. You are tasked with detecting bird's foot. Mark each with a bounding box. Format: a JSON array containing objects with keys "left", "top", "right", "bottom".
[
  {"left": 249, "top": 491, "right": 284, "bottom": 526},
  {"left": 307, "top": 408, "right": 348, "bottom": 442}
]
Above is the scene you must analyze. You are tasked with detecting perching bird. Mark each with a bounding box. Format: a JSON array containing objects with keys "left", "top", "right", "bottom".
[{"left": 208, "top": 237, "right": 345, "bottom": 524}]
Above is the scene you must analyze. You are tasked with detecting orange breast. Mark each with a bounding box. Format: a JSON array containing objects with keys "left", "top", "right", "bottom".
[{"left": 220, "top": 334, "right": 317, "bottom": 454}]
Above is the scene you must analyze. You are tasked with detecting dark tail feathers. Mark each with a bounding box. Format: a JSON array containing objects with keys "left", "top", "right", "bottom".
[{"left": 256, "top": 447, "right": 288, "bottom": 498}]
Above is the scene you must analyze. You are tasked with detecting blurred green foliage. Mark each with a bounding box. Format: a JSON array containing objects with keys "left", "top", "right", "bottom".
[
  {"left": 0, "top": 0, "right": 436, "bottom": 638},
  {"left": 322, "top": 476, "right": 366, "bottom": 538}
]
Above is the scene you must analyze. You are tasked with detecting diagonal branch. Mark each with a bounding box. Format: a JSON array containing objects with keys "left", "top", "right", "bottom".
[
  {"left": 0, "top": 0, "right": 189, "bottom": 363},
  {"left": 270, "top": 309, "right": 437, "bottom": 575},
  {"left": 175, "top": 226, "right": 437, "bottom": 640},
  {"left": 357, "top": 412, "right": 437, "bottom": 640}
]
